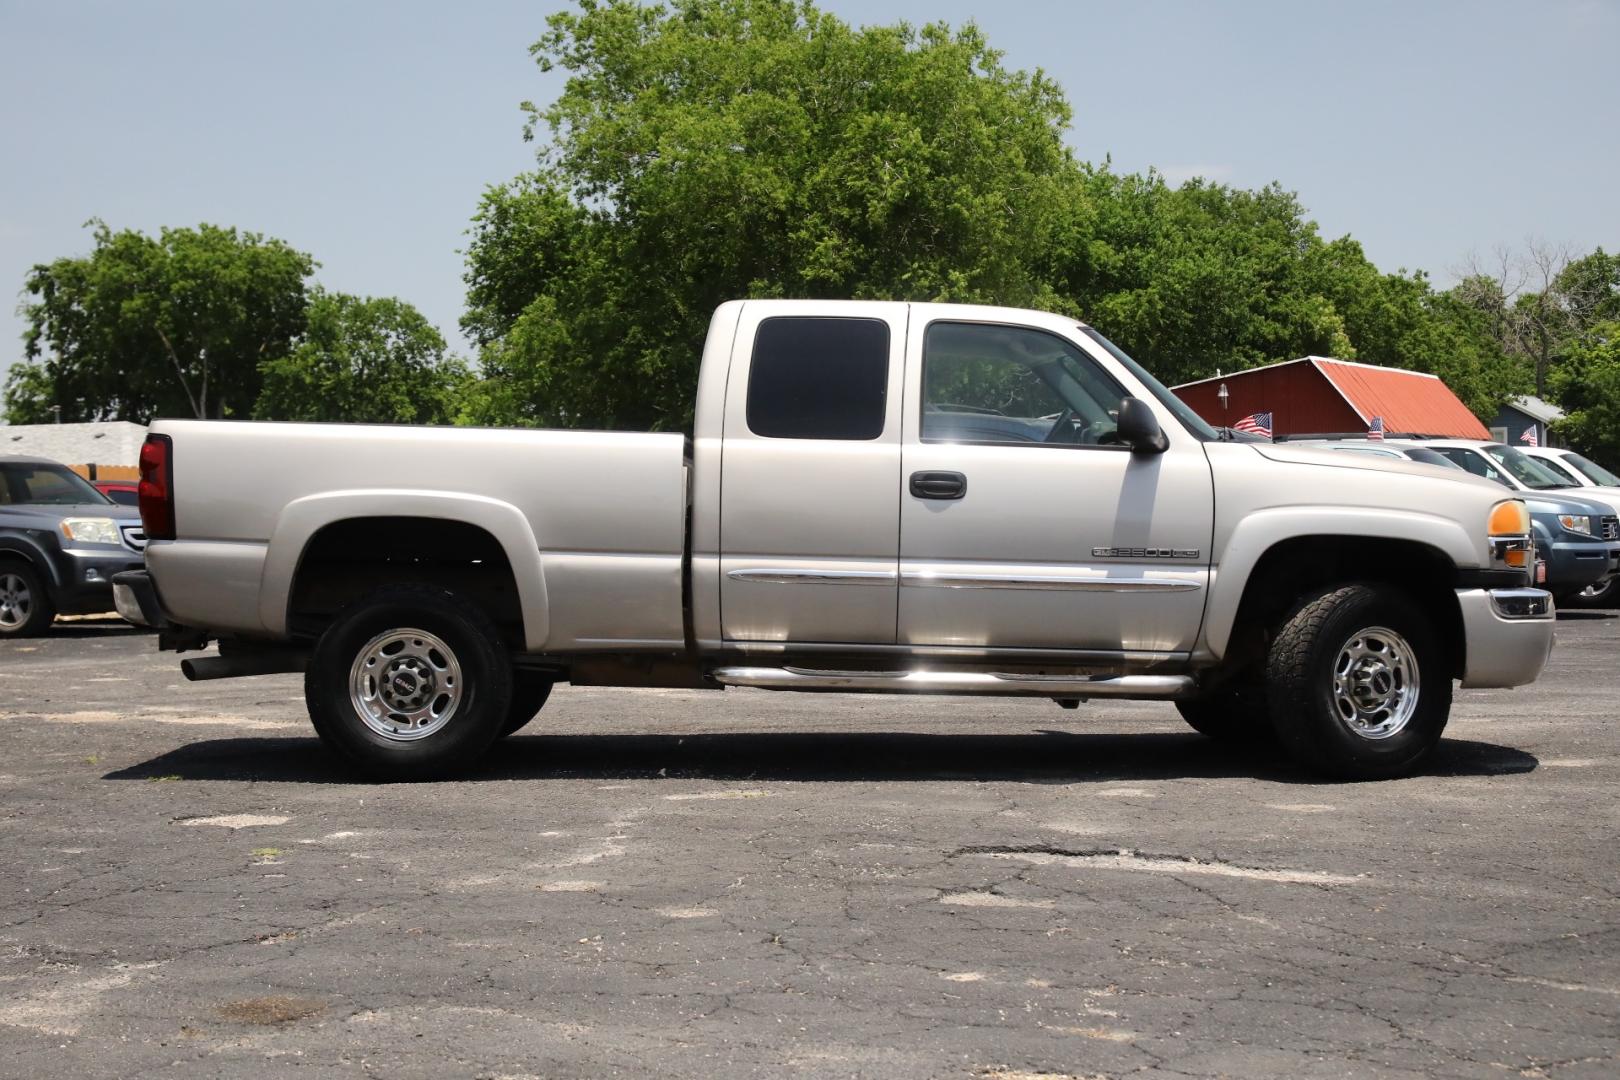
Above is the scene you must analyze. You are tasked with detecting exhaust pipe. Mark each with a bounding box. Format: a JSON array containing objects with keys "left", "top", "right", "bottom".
[{"left": 181, "top": 651, "right": 307, "bottom": 682}]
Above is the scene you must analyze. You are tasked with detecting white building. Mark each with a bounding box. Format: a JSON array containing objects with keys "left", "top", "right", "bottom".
[{"left": 0, "top": 421, "right": 148, "bottom": 479}]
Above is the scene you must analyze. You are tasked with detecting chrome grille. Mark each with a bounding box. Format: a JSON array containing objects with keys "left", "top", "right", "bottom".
[
  {"left": 1603, "top": 516, "right": 1619, "bottom": 541},
  {"left": 120, "top": 525, "right": 147, "bottom": 552}
]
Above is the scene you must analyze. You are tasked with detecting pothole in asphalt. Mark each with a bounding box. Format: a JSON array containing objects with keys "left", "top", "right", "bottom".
[{"left": 955, "top": 846, "right": 1361, "bottom": 886}]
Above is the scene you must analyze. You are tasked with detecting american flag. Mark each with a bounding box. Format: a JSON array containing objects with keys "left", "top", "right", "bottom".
[
  {"left": 1368, "top": 416, "right": 1385, "bottom": 441},
  {"left": 1232, "top": 411, "right": 1273, "bottom": 438},
  {"left": 1520, "top": 427, "right": 1539, "bottom": 447}
]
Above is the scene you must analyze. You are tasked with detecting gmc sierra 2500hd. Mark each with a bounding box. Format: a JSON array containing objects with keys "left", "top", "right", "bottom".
[{"left": 114, "top": 300, "right": 1554, "bottom": 781}]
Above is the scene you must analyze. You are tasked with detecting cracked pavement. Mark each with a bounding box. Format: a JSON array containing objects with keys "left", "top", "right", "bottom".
[{"left": 1, "top": 615, "right": 1617, "bottom": 1078}]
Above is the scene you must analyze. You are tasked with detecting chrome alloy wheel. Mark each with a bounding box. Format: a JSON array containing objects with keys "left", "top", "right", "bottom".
[
  {"left": 1331, "top": 625, "right": 1420, "bottom": 740},
  {"left": 0, "top": 572, "right": 32, "bottom": 630},
  {"left": 348, "top": 628, "right": 463, "bottom": 742}
]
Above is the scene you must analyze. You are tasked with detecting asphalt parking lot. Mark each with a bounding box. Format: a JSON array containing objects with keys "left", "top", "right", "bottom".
[{"left": 1, "top": 616, "right": 1617, "bottom": 1079}]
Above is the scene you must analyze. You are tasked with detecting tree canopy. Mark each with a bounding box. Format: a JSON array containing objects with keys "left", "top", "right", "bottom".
[
  {"left": 461, "top": 0, "right": 1536, "bottom": 431},
  {"left": 7, "top": 221, "right": 315, "bottom": 422},
  {"left": 255, "top": 290, "right": 470, "bottom": 425}
]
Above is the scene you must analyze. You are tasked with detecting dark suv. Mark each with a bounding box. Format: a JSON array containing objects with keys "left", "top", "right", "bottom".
[{"left": 0, "top": 455, "right": 146, "bottom": 636}]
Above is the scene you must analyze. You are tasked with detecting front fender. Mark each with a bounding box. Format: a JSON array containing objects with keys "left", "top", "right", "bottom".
[
  {"left": 259, "top": 489, "right": 550, "bottom": 651},
  {"left": 0, "top": 533, "right": 62, "bottom": 589},
  {"left": 1202, "top": 507, "right": 1479, "bottom": 659}
]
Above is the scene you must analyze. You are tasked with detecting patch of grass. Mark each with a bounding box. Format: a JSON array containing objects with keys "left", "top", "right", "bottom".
[
  {"left": 147, "top": 774, "right": 182, "bottom": 783},
  {"left": 251, "top": 847, "right": 283, "bottom": 858},
  {"left": 82, "top": 754, "right": 101, "bottom": 766}
]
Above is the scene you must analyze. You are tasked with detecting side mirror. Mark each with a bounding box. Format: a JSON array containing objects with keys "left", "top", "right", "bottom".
[{"left": 1116, "top": 396, "right": 1168, "bottom": 454}]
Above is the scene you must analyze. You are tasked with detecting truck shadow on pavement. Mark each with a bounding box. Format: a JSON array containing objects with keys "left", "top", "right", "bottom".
[{"left": 104, "top": 731, "right": 1538, "bottom": 786}]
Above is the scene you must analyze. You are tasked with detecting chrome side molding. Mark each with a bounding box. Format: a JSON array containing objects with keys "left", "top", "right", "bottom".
[
  {"left": 714, "top": 666, "right": 1195, "bottom": 699},
  {"left": 726, "top": 568, "right": 897, "bottom": 586},
  {"left": 900, "top": 571, "right": 1201, "bottom": 592}
]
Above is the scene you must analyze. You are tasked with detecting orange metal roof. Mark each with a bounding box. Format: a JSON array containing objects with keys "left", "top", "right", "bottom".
[{"left": 1310, "top": 358, "right": 1491, "bottom": 438}]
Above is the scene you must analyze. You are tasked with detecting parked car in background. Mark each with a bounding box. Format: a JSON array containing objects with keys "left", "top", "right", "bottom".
[
  {"left": 0, "top": 455, "right": 146, "bottom": 636},
  {"left": 92, "top": 480, "right": 141, "bottom": 506},
  {"left": 1300, "top": 439, "right": 1620, "bottom": 606},
  {"left": 1521, "top": 446, "right": 1620, "bottom": 490},
  {"left": 1415, "top": 440, "right": 1620, "bottom": 606}
]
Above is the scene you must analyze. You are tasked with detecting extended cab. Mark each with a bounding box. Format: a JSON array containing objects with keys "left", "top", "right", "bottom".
[{"left": 116, "top": 301, "right": 1555, "bottom": 780}]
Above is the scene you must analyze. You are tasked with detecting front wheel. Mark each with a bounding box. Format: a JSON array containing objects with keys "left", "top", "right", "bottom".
[
  {"left": 305, "top": 585, "right": 512, "bottom": 780},
  {"left": 1265, "top": 584, "right": 1451, "bottom": 780},
  {"left": 0, "top": 562, "right": 55, "bottom": 638},
  {"left": 1568, "top": 577, "right": 1620, "bottom": 608}
]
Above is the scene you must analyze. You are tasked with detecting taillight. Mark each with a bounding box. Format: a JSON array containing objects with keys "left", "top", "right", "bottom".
[{"left": 138, "top": 434, "right": 176, "bottom": 540}]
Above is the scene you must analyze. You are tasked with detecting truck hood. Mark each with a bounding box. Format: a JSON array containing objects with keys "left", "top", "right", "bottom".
[{"left": 1251, "top": 443, "right": 1505, "bottom": 492}]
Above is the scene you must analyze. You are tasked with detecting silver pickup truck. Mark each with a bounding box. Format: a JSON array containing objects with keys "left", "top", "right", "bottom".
[{"left": 116, "top": 300, "right": 1554, "bottom": 781}]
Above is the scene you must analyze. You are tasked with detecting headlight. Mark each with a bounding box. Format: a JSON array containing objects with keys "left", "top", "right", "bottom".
[
  {"left": 1558, "top": 514, "right": 1594, "bottom": 536},
  {"left": 1488, "top": 499, "right": 1532, "bottom": 574},
  {"left": 59, "top": 517, "right": 122, "bottom": 545}
]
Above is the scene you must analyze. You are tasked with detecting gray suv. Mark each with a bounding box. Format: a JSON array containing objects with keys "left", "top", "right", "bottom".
[{"left": 0, "top": 455, "right": 146, "bottom": 636}]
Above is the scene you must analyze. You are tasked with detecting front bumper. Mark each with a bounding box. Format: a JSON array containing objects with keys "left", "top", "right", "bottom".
[
  {"left": 55, "top": 549, "right": 147, "bottom": 615},
  {"left": 1542, "top": 538, "right": 1619, "bottom": 590},
  {"left": 1456, "top": 587, "right": 1555, "bottom": 689}
]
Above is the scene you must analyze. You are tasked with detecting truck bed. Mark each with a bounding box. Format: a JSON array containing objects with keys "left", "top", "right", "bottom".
[{"left": 145, "top": 420, "right": 690, "bottom": 652}]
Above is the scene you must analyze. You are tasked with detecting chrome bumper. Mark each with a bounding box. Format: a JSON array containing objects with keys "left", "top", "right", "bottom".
[{"left": 1456, "top": 587, "right": 1555, "bottom": 689}]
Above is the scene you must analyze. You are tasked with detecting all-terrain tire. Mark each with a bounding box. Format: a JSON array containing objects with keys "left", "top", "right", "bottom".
[
  {"left": 0, "top": 560, "right": 55, "bottom": 638},
  {"left": 1265, "top": 584, "right": 1451, "bottom": 780},
  {"left": 305, "top": 584, "right": 512, "bottom": 781},
  {"left": 500, "top": 671, "right": 554, "bottom": 737}
]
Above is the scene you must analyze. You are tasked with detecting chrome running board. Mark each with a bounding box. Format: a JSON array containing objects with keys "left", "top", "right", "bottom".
[{"left": 712, "top": 666, "right": 1194, "bottom": 699}]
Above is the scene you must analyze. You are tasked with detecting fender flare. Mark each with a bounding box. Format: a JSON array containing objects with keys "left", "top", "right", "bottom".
[
  {"left": 1202, "top": 507, "right": 1478, "bottom": 659},
  {"left": 259, "top": 489, "right": 550, "bottom": 651},
  {"left": 0, "top": 533, "right": 62, "bottom": 591}
]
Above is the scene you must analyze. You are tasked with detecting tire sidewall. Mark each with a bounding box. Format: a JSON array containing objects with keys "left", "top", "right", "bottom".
[
  {"left": 307, "top": 588, "right": 511, "bottom": 779},
  {"left": 1273, "top": 586, "right": 1450, "bottom": 778},
  {"left": 0, "top": 561, "right": 54, "bottom": 637}
]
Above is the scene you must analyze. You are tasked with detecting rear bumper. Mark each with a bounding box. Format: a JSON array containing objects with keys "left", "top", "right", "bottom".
[
  {"left": 1456, "top": 587, "right": 1555, "bottom": 689},
  {"left": 111, "top": 570, "right": 170, "bottom": 628}
]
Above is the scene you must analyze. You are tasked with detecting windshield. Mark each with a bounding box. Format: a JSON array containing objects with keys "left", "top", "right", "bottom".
[
  {"left": 1482, "top": 445, "right": 1571, "bottom": 490},
  {"left": 0, "top": 462, "right": 113, "bottom": 506},
  {"left": 1562, "top": 451, "right": 1620, "bottom": 487},
  {"left": 1404, "top": 447, "right": 1464, "bottom": 470},
  {"left": 1079, "top": 327, "right": 1221, "bottom": 441}
]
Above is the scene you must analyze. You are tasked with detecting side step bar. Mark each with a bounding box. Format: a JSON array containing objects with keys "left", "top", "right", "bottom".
[{"left": 712, "top": 666, "right": 1194, "bottom": 699}]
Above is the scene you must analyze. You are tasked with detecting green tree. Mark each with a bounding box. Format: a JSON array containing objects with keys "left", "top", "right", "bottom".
[
  {"left": 254, "top": 290, "right": 470, "bottom": 424},
  {"left": 7, "top": 221, "right": 315, "bottom": 422},
  {"left": 464, "top": 0, "right": 1080, "bottom": 429},
  {"left": 1550, "top": 323, "right": 1620, "bottom": 466}
]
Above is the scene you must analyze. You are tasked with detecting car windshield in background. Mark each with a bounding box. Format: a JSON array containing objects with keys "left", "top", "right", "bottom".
[
  {"left": 0, "top": 462, "right": 112, "bottom": 505},
  {"left": 1563, "top": 451, "right": 1620, "bottom": 487},
  {"left": 1482, "top": 445, "right": 1569, "bottom": 490},
  {"left": 1079, "top": 327, "right": 1221, "bottom": 441},
  {"left": 1405, "top": 447, "right": 1464, "bottom": 470}
]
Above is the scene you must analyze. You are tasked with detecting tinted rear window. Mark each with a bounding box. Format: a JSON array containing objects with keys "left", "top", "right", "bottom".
[{"left": 746, "top": 317, "right": 889, "bottom": 440}]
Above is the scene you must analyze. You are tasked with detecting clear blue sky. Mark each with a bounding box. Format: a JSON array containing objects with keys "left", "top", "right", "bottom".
[{"left": 3, "top": 0, "right": 1616, "bottom": 382}]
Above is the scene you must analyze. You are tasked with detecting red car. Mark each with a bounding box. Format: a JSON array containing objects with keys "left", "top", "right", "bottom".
[{"left": 92, "top": 480, "right": 140, "bottom": 506}]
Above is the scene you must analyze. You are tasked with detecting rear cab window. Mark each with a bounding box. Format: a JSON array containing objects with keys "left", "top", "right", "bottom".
[{"left": 746, "top": 317, "right": 890, "bottom": 440}]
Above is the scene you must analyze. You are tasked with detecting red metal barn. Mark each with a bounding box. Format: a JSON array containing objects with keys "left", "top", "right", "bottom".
[{"left": 1172, "top": 357, "right": 1492, "bottom": 439}]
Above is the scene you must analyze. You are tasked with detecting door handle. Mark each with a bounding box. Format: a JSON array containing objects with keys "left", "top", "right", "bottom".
[{"left": 910, "top": 470, "right": 967, "bottom": 500}]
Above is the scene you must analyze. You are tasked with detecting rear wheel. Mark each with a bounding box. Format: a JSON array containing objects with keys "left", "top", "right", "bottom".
[
  {"left": 305, "top": 585, "right": 511, "bottom": 780},
  {"left": 0, "top": 562, "right": 55, "bottom": 638},
  {"left": 1265, "top": 584, "right": 1450, "bottom": 780},
  {"left": 500, "top": 671, "right": 554, "bottom": 737}
]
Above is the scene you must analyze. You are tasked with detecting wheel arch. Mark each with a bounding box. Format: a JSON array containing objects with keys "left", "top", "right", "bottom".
[
  {"left": 1207, "top": 520, "right": 1471, "bottom": 681},
  {"left": 263, "top": 491, "right": 548, "bottom": 650}
]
